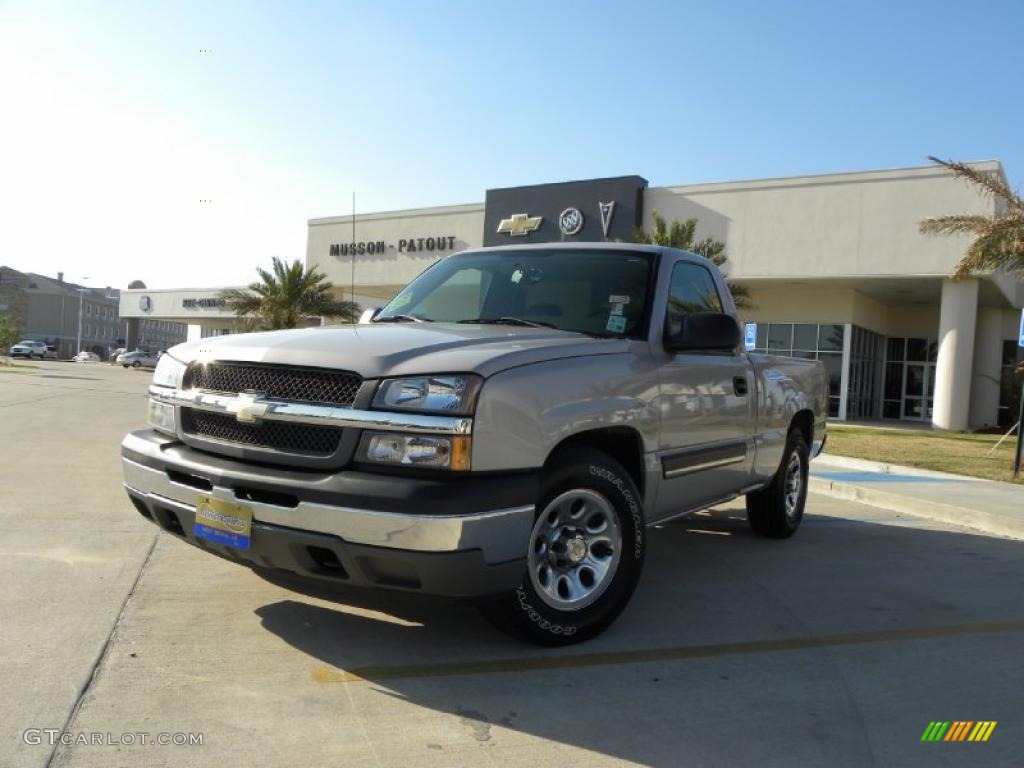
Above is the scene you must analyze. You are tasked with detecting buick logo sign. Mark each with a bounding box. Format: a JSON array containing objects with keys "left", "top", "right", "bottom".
[
  {"left": 558, "top": 207, "right": 584, "bottom": 236},
  {"left": 139, "top": 295, "right": 152, "bottom": 312}
]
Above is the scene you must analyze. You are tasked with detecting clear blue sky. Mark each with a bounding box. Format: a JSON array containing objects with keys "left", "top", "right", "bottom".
[{"left": 2, "top": 0, "right": 1021, "bottom": 288}]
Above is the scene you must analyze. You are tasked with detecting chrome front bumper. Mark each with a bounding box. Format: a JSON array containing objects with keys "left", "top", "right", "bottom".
[{"left": 121, "top": 432, "right": 534, "bottom": 565}]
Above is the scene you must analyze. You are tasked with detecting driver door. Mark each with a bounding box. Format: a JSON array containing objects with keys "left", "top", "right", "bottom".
[{"left": 653, "top": 260, "right": 756, "bottom": 520}]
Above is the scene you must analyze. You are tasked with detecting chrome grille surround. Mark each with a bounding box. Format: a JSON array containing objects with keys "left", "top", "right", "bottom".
[{"left": 183, "top": 361, "right": 361, "bottom": 407}]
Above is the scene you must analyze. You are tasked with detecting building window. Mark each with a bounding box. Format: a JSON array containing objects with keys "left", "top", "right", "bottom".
[
  {"left": 883, "top": 337, "right": 937, "bottom": 421},
  {"left": 846, "top": 326, "right": 883, "bottom": 420},
  {"left": 750, "top": 322, "right": 846, "bottom": 417},
  {"left": 999, "top": 340, "right": 1024, "bottom": 427}
]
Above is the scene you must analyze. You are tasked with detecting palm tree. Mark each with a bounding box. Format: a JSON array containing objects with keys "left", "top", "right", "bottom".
[
  {"left": 919, "top": 156, "right": 1024, "bottom": 277},
  {"left": 634, "top": 211, "right": 750, "bottom": 308},
  {"left": 219, "top": 257, "right": 360, "bottom": 330}
]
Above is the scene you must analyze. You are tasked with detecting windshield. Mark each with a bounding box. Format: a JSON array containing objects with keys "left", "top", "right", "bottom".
[
  {"left": 376, "top": 249, "right": 653, "bottom": 338},
  {"left": 17, "top": 340, "right": 36, "bottom": 346}
]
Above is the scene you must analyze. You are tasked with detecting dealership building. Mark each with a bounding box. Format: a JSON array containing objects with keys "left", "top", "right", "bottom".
[{"left": 120, "top": 162, "right": 1023, "bottom": 431}]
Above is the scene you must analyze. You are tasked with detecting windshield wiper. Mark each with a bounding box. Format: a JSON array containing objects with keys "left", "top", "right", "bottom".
[
  {"left": 373, "top": 314, "right": 431, "bottom": 323},
  {"left": 457, "top": 317, "right": 556, "bottom": 329}
]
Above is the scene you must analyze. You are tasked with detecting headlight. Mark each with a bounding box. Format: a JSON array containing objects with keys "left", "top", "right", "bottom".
[
  {"left": 151, "top": 354, "right": 185, "bottom": 388},
  {"left": 359, "top": 432, "right": 471, "bottom": 471},
  {"left": 148, "top": 399, "right": 176, "bottom": 436},
  {"left": 373, "top": 375, "right": 481, "bottom": 415}
]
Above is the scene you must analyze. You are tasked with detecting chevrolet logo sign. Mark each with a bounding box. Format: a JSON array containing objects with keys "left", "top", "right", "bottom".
[
  {"left": 496, "top": 213, "right": 543, "bottom": 237},
  {"left": 227, "top": 392, "right": 269, "bottom": 423}
]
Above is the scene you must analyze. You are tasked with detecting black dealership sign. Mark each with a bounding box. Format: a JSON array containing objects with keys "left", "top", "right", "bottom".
[{"left": 483, "top": 175, "right": 647, "bottom": 246}]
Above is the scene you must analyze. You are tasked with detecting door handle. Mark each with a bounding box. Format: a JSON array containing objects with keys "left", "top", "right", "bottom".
[{"left": 733, "top": 377, "right": 748, "bottom": 396}]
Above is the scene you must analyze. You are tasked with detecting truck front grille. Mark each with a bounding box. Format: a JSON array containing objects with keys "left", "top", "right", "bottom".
[
  {"left": 184, "top": 362, "right": 361, "bottom": 407},
  {"left": 180, "top": 409, "right": 344, "bottom": 457}
]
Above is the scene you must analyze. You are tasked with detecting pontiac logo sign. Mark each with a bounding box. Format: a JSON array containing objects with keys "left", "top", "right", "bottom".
[
  {"left": 227, "top": 392, "right": 269, "bottom": 424},
  {"left": 496, "top": 213, "right": 543, "bottom": 237}
]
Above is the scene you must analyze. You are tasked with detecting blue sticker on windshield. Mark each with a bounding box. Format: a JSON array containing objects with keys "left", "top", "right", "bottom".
[{"left": 606, "top": 315, "right": 627, "bottom": 334}]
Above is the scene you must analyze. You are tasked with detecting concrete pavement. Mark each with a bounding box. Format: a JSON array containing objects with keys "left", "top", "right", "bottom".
[
  {"left": 2, "top": 361, "right": 1023, "bottom": 767},
  {"left": 811, "top": 453, "right": 1024, "bottom": 539}
]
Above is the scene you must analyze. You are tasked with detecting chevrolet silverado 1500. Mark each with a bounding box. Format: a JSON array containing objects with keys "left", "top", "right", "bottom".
[{"left": 121, "top": 243, "right": 827, "bottom": 644}]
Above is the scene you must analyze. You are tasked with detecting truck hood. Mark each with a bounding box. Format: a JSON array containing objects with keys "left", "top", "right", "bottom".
[{"left": 169, "top": 324, "right": 632, "bottom": 378}]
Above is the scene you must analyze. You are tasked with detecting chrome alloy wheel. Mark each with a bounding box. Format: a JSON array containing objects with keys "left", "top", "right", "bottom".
[
  {"left": 784, "top": 452, "right": 803, "bottom": 520},
  {"left": 528, "top": 489, "right": 622, "bottom": 612}
]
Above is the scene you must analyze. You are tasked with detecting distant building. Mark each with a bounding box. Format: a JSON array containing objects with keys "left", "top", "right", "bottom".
[{"left": 0, "top": 268, "right": 186, "bottom": 358}]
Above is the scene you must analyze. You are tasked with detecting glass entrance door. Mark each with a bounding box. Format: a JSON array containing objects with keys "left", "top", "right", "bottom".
[{"left": 901, "top": 362, "right": 935, "bottom": 420}]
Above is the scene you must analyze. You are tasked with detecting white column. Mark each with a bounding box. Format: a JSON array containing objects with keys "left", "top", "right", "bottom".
[
  {"left": 187, "top": 323, "right": 202, "bottom": 342},
  {"left": 932, "top": 278, "right": 978, "bottom": 431},
  {"left": 838, "top": 323, "right": 852, "bottom": 420},
  {"left": 968, "top": 308, "right": 1004, "bottom": 428}
]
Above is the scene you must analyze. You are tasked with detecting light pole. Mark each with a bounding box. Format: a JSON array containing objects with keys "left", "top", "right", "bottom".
[{"left": 75, "top": 277, "right": 90, "bottom": 355}]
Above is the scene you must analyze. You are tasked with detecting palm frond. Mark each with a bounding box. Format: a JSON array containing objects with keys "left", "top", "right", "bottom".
[
  {"left": 918, "top": 214, "right": 993, "bottom": 237},
  {"left": 928, "top": 156, "right": 1023, "bottom": 214},
  {"left": 921, "top": 157, "right": 1024, "bottom": 277},
  {"left": 953, "top": 214, "right": 1024, "bottom": 277}
]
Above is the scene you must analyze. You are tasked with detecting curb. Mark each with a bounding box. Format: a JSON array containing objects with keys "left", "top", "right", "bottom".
[
  {"left": 808, "top": 476, "right": 1024, "bottom": 540},
  {"left": 813, "top": 453, "right": 983, "bottom": 481}
]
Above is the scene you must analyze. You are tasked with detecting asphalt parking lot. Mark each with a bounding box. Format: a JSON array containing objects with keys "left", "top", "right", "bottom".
[{"left": 2, "top": 360, "right": 1022, "bottom": 767}]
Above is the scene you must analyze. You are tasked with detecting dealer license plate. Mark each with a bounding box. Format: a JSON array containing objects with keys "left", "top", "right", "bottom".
[{"left": 194, "top": 495, "right": 252, "bottom": 550}]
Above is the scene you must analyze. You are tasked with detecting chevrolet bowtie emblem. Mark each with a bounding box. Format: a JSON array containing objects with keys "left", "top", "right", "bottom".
[
  {"left": 496, "top": 213, "right": 543, "bottom": 237},
  {"left": 227, "top": 392, "right": 269, "bottom": 423}
]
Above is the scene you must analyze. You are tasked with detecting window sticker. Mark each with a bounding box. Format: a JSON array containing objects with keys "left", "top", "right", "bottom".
[
  {"left": 608, "top": 294, "right": 630, "bottom": 305},
  {"left": 610, "top": 303, "right": 624, "bottom": 316},
  {"left": 606, "top": 315, "right": 627, "bottom": 334},
  {"left": 511, "top": 268, "right": 524, "bottom": 284}
]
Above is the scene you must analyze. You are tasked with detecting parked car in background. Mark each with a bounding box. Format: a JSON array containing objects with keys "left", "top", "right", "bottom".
[
  {"left": 117, "top": 350, "right": 160, "bottom": 369},
  {"left": 109, "top": 347, "right": 127, "bottom": 364},
  {"left": 8, "top": 340, "right": 49, "bottom": 359},
  {"left": 45, "top": 346, "right": 58, "bottom": 359},
  {"left": 73, "top": 351, "right": 101, "bottom": 362}
]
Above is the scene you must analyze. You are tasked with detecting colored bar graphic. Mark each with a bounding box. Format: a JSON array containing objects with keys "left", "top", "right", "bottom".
[
  {"left": 921, "top": 721, "right": 949, "bottom": 741},
  {"left": 922, "top": 721, "right": 996, "bottom": 742}
]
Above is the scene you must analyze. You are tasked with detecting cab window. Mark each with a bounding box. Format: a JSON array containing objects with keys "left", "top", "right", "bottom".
[{"left": 666, "top": 262, "right": 723, "bottom": 336}]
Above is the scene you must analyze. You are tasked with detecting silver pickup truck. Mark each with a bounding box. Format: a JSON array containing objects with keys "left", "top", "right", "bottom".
[{"left": 121, "top": 243, "right": 827, "bottom": 644}]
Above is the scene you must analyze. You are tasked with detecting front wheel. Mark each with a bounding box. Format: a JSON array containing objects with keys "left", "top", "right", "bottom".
[
  {"left": 746, "top": 429, "right": 809, "bottom": 538},
  {"left": 479, "top": 446, "right": 645, "bottom": 646}
]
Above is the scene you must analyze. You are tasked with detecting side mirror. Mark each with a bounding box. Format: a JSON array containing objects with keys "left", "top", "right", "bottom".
[
  {"left": 358, "top": 307, "right": 381, "bottom": 325},
  {"left": 664, "top": 312, "right": 741, "bottom": 352}
]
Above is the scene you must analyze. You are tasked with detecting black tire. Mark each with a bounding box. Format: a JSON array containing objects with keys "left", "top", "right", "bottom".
[
  {"left": 479, "top": 446, "right": 645, "bottom": 646},
  {"left": 132, "top": 361, "right": 141, "bottom": 368},
  {"left": 746, "top": 429, "right": 809, "bottom": 538}
]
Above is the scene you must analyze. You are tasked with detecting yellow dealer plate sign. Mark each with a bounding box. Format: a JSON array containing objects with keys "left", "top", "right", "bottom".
[{"left": 194, "top": 495, "right": 252, "bottom": 550}]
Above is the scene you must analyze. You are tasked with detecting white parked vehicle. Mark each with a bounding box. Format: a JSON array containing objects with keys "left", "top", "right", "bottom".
[
  {"left": 73, "top": 351, "right": 101, "bottom": 362},
  {"left": 9, "top": 340, "right": 49, "bottom": 359}
]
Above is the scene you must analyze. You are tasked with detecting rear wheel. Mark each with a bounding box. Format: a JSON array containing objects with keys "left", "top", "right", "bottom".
[
  {"left": 479, "top": 446, "right": 645, "bottom": 645},
  {"left": 132, "top": 361, "right": 141, "bottom": 368},
  {"left": 746, "top": 429, "right": 809, "bottom": 538}
]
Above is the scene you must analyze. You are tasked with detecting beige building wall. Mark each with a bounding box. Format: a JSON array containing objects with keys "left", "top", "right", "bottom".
[
  {"left": 643, "top": 163, "right": 1000, "bottom": 280},
  {"left": 307, "top": 203, "right": 485, "bottom": 288}
]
